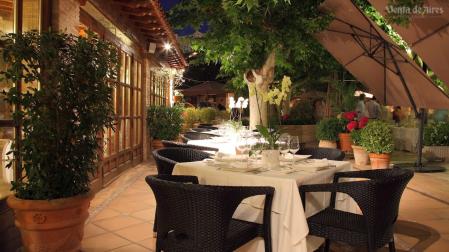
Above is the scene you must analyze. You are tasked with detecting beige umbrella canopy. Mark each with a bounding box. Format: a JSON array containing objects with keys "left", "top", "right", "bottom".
[
  {"left": 316, "top": 0, "right": 449, "bottom": 172},
  {"left": 369, "top": 0, "right": 449, "bottom": 88},
  {"left": 316, "top": 0, "right": 449, "bottom": 111}
]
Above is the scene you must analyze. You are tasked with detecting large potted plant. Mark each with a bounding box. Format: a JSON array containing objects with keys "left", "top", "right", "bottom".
[
  {"left": 316, "top": 118, "right": 343, "bottom": 148},
  {"left": 360, "top": 120, "right": 394, "bottom": 169},
  {"left": 147, "top": 105, "right": 184, "bottom": 149},
  {"left": 2, "top": 31, "right": 117, "bottom": 251},
  {"left": 423, "top": 121, "right": 449, "bottom": 161}
]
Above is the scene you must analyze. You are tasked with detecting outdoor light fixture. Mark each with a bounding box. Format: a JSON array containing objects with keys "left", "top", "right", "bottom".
[{"left": 163, "top": 42, "right": 172, "bottom": 51}]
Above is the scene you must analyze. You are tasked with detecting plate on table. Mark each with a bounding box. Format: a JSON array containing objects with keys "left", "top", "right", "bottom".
[
  {"left": 214, "top": 154, "right": 248, "bottom": 162},
  {"left": 279, "top": 154, "right": 311, "bottom": 162},
  {"left": 221, "top": 162, "right": 261, "bottom": 173}
]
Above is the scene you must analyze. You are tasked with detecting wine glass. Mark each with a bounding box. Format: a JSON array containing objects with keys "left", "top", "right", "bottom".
[
  {"left": 289, "top": 136, "right": 300, "bottom": 155},
  {"left": 279, "top": 134, "right": 290, "bottom": 158}
]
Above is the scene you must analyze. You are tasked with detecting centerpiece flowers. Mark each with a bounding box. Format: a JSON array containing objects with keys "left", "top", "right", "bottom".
[{"left": 252, "top": 76, "right": 292, "bottom": 169}]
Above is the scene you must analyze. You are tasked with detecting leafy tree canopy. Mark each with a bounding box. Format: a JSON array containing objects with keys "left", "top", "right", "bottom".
[{"left": 169, "top": 0, "right": 341, "bottom": 90}]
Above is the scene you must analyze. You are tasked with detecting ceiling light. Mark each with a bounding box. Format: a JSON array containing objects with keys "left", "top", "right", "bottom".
[{"left": 163, "top": 42, "right": 172, "bottom": 51}]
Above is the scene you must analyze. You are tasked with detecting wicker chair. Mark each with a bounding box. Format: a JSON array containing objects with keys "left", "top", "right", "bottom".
[
  {"left": 198, "top": 125, "right": 219, "bottom": 130},
  {"left": 181, "top": 132, "right": 217, "bottom": 143},
  {"left": 296, "top": 147, "right": 345, "bottom": 161},
  {"left": 161, "top": 140, "right": 219, "bottom": 152},
  {"left": 152, "top": 147, "right": 211, "bottom": 175},
  {"left": 299, "top": 169, "right": 414, "bottom": 252},
  {"left": 146, "top": 175, "right": 274, "bottom": 252},
  {"left": 191, "top": 128, "right": 211, "bottom": 133}
]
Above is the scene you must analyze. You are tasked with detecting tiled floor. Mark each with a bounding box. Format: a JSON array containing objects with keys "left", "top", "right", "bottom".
[{"left": 82, "top": 157, "right": 449, "bottom": 252}]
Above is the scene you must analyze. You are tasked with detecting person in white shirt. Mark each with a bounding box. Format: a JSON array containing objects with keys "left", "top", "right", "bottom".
[
  {"left": 355, "top": 94, "right": 367, "bottom": 119},
  {"left": 366, "top": 96, "right": 381, "bottom": 119}
]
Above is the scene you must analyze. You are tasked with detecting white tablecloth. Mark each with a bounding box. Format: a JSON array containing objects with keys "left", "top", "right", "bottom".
[{"left": 173, "top": 160, "right": 354, "bottom": 252}]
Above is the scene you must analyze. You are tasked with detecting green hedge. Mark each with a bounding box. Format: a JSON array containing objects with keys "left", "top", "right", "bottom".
[
  {"left": 147, "top": 105, "right": 184, "bottom": 140},
  {"left": 424, "top": 121, "right": 449, "bottom": 146}
]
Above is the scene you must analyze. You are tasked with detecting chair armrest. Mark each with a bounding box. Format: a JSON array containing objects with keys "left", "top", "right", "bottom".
[
  {"left": 155, "top": 175, "right": 199, "bottom": 184},
  {"left": 298, "top": 181, "right": 370, "bottom": 210}
]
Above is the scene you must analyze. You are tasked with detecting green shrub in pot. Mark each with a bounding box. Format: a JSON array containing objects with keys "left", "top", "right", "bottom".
[
  {"left": 424, "top": 121, "right": 449, "bottom": 146},
  {"left": 183, "top": 107, "right": 199, "bottom": 128},
  {"left": 199, "top": 107, "right": 217, "bottom": 124},
  {"left": 350, "top": 129, "right": 363, "bottom": 146},
  {"left": 147, "top": 105, "right": 184, "bottom": 140},
  {"left": 316, "top": 118, "right": 345, "bottom": 142},
  {"left": 360, "top": 120, "right": 394, "bottom": 154},
  {"left": 1, "top": 31, "right": 118, "bottom": 251}
]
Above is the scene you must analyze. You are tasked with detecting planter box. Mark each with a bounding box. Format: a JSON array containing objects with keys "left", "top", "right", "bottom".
[
  {"left": 280, "top": 125, "right": 317, "bottom": 148},
  {"left": 423, "top": 146, "right": 449, "bottom": 161}
]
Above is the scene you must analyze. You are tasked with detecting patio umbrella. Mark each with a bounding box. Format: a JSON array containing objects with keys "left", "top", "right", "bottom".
[
  {"left": 368, "top": 0, "right": 449, "bottom": 87},
  {"left": 315, "top": 0, "right": 449, "bottom": 172}
]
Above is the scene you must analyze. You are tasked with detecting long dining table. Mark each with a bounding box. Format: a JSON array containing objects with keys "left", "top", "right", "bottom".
[{"left": 173, "top": 158, "right": 355, "bottom": 252}]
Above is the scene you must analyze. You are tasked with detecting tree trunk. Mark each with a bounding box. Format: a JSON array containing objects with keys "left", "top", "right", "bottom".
[{"left": 244, "top": 51, "right": 276, "bottom": 129}]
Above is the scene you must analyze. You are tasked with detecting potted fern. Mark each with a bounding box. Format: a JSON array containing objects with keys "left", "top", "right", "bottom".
[
  {"left": 360, "top": 120, "right": 394, "bottom": 169},
  {"left": 316, "top": 118, "right": 344, "bottom": 148},
  {"left": 1, "top": 31, "right": 118, "bottom": 251}
]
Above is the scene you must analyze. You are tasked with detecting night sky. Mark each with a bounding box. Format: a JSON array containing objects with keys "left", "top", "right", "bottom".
[
  {"left": 160, "top": 0, "right": 181, "bottom": 11},
  {"left": 160, "top": 0, "right": 200, "bottom": 36}
]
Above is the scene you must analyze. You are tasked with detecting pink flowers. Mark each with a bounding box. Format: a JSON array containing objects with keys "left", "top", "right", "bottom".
[{"left": 341, "top": 112, "right": 368, "bottom": 132}]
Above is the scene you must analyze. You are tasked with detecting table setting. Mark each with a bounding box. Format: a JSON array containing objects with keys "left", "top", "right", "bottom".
[{"left": 174, "top": 125, "right": 355, "bottom": 252}]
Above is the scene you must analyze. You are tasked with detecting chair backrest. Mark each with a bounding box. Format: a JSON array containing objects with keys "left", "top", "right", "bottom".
[
  {"left": 350, "top": 169, "right": 413, "bottom": 248},
  {"left": 198, "top": 125, "right": 218, "bottom": 130},
  {"left": 297, "top": 147, "right": 345, "bottom": 161},
  {"left": 145, "top": 175, "right": 274, "bottom": 252},
  {"left": 152, "top": 147, "right": 211, "bottom": 175},
  {"left": 191, "top": 128, "right": 211, "bottom": 133},
  {"left": 161, "top": 140, "right": 219, "bottom": 152},
  {"left": 182, "top": 132, "right": 216, "bottom": 141}
]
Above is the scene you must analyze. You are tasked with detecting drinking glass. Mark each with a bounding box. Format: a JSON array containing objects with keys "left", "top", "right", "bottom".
[
  {"left": 289, "top": 136, "right": 300, "bottom": 155},
  {"left": 279, "top": 135, "right": 290, "bottom": 158}
]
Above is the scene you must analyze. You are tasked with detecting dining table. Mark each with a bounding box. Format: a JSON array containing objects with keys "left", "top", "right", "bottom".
[{"left": 173, "top": 157, "right": 355, "bottom": 252}]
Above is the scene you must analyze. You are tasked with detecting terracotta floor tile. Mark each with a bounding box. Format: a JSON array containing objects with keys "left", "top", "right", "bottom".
[
  {"left": 130, "top": 207, "right": 156, "bottom": 222},
  {"left": 114, "top": 222, "right": 154, "bottom": 242},
  {"left": 136, "top": 237, "right": 157, "bottom": 250},
  {"left": 91, "top": 208, "right": 121, "bottom": 222},
  {"left": 82, "top": 233, "right": 130, "bottom": 252},
  {"left": 110, "top": 244, "right": 151, "bottom": 252},
  {"left": 84, "top": 223, "right": 107, "bottom": 239},
  {"left": 93, "top": 215, "right": 143, "bottom": 231},
  {"left": 108, "top": 201, "right": 154, "bottom": 213}
]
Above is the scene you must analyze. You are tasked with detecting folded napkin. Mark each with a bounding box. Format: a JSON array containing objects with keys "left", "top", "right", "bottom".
[
  {"left": 214, "top": 152, "right": 248, "bottom": 162},
  {"left": 294, "top": 160, "right": 333, "bottom": 171}
]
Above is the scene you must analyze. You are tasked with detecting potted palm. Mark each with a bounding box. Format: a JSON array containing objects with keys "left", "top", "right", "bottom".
[
  {"left": 423, "top": 121, "right": 449, "bottom": 161},
  {"left": 316, "top": 118, "right": 343, "bottom": 148},
  {"left": 360, "top": 120, "right": 394, "bottom": 169},
  {"left": 147, "top": 105, "right": 184, "bottom": 149},
  {"left": 2, "top": 31, "right": 118, "bottom": 251}
]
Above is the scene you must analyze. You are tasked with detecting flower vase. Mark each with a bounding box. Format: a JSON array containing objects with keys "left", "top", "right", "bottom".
[{"left": 262, "top": 150, "right": 280, "bottom": 170}]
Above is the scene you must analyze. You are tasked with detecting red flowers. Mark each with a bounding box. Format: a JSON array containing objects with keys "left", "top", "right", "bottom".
[
  {"left": 347, "top": 121, "right": 358, "bottom": 131},
  {"left": 358, "top": 116, "right": 368, "bottom": 129},
  {"left": 342, "top": 112, "right": 368, "bottom": 132},
  {"left": 281, "top": 114, "right": 289, "bottom": 121},
  {"left": 342, "top": 111, "right": 357, "bottom": 121}
]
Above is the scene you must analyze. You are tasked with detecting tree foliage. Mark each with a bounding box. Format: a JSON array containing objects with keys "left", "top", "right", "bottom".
[{"left": 169, "top": 0, "right": 340, "bottom": 89}]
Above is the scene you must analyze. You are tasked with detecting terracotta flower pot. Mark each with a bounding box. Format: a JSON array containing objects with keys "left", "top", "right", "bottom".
[
  {"left": 319, "top": 140, "right": 337, "bottom": 149},
  {"left": 352, "top": 145, "right": 370, "bottom": 166},
  {"left": 368, "top": 153, "right": 391, "bottom": 169},
  {"left": 338, "top": 133, "right": 353, "bottom": 152},
  {"left": 152, "top": 139, "right": 164, "bottom": 150},
  {"left": 7, "top": 192, "right": 94, "bottom": 252}
]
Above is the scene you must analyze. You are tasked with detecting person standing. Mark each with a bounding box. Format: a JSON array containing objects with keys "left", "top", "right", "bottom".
[
  {"left": 366, "top": 96, "right": 381, "bottom": 119},
  {"left": 355, "top": 94, "right": 367, "bottom": 119}
]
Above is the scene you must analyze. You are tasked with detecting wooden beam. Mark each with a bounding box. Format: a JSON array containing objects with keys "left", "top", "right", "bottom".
[
  {"left": 114, "top": 0, "right": 149, "bottom": 9},
  {"left": 121, "top": 6, "right": 152, "bottom": 16}
]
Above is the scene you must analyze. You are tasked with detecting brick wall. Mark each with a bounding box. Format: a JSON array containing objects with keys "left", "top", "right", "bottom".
[{"left": 52, "top": 0, "right": 80, "bottom": 35}]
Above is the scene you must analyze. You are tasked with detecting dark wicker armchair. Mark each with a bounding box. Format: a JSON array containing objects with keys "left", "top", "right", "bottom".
[
  {"left": 191, "top": 128, "right": 211, "bottom": 133},
  {"left": 146, "top": 175, "right": 274, "bottom": 252},
  {"left": 296, "top": 147, "right": 345, "bottom": 161},
  {"left": 152, "top": 147, "right": 211, "bottom": 175},
  {"left": 161, "top": 140, "right": 219, "bottom": 152},
  {"left": 299, "top": 169, "right": 414, "bottom": 252},
  {"left": 198, "top": 124, "right": 218, "bottom": 130},
  {"left": 181, "top": 132, "right": 217, "bottom": 143}
]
